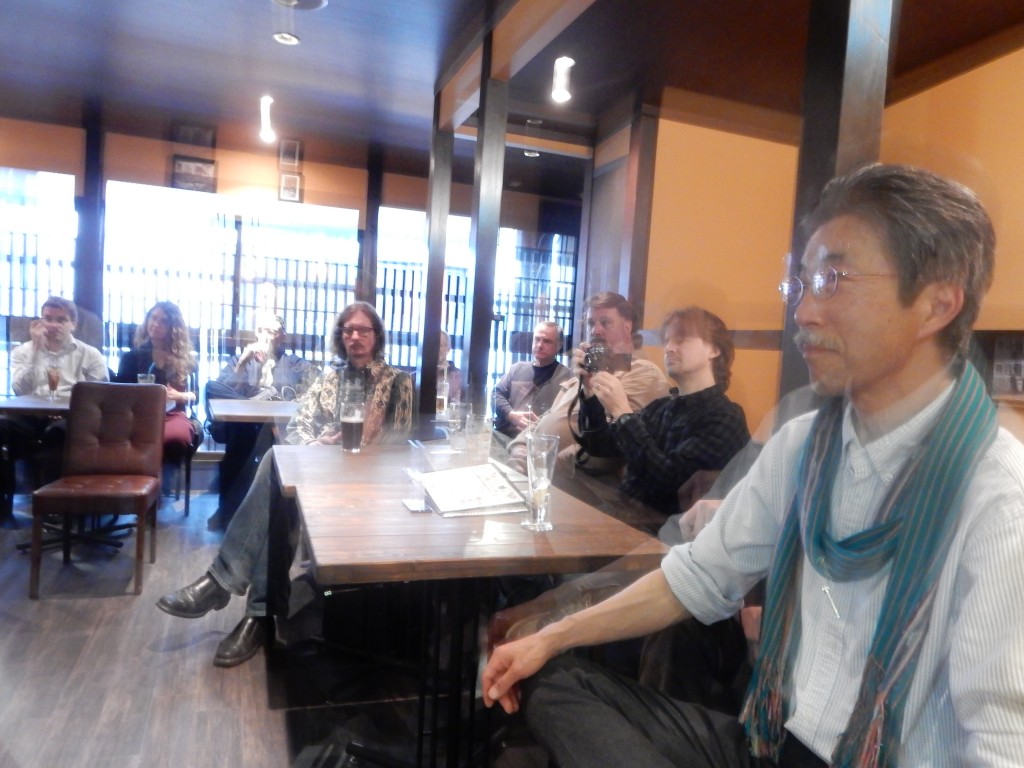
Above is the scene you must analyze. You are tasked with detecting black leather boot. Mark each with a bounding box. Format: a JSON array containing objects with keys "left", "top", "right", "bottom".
[
  {"left": 156, "top": 572, "right": 231, "bottom": 618},
  {"left": 214, "top": 616, "right": 268, "bottom": 668}
]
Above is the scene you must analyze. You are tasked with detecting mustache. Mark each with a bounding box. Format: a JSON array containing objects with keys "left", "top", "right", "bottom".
[{"left": 793, "top": 330, "right": 840, "bottom": 352}]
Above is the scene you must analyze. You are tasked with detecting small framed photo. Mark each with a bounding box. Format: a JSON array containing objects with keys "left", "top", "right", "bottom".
[
  {"left": 279, "top": 171, "right": 303, "bottom": 203},
  {"left": 171, "top": 123, "right": 217, "bottom": 148},
  {"left": 279, "top": 139, "right": 302, "bottom": 169},
  {"left": 171, "top": 155, "right": 216, "bottom": 193}
]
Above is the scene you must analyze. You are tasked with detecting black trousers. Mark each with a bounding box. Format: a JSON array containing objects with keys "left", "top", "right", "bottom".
[{"left": 522, "top": 655, "right": 827, "bottom": 768}]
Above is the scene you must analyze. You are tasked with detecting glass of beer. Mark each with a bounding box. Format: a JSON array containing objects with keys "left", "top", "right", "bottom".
[
  {"left": 46, "top": 358, "right": 63, "bottom": 401},
  {"left": 523, "top": 432, "right": 559, "bottom": 532},
  {"left": 436, "top": 378, "right": 449, "bottom": 414},
  {"left": 340, "top": 400, "right": 365, "bottom": 452}
]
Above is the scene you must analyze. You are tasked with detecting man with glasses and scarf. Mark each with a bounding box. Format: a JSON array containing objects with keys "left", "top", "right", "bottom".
[
  {"left": 482, "top": 165, "right": 1024, "bottom": 767},
  {"left": 157, "top": 302, "right": 412, "bottom": 668}
]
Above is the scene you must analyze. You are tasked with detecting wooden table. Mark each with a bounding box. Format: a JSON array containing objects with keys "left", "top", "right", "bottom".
[
  {"left": 0, "top": 393, "right": 70, "bottom": 417},
  {"left": 276, "top": 444, "right": 666, "bottom": 585},
  {"left": 207, "top": 398, "right": 298, "bottom": 423},
  {"left": 272, "top": 442, "right": 666, "bottom": 767},
  {"left": 1, "top": 395, "right": 71, "bottom": 522}
]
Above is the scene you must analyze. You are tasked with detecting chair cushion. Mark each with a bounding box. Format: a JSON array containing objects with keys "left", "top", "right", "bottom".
[{"left": 33, "top": 475, "right": 161, "bottom": 517}]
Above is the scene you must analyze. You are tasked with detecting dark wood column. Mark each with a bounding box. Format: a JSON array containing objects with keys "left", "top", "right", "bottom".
[
  {"left": 356, "top": 145, "right": 383, "bottom": 305},
  {"left": 465, "top": 36, "right": 507, "bottom": 411},
  {"left": 74, "top": 98, "right": 104, "bottom": 319},
  {"left": 420, "top": 94, "right": 454, "bottom": 416},
  {"left": 623, "top": 108, "right": 658, "bottom": 326},
  {"left": 778, "top": 0, "right": 901, "bottom": 396}
]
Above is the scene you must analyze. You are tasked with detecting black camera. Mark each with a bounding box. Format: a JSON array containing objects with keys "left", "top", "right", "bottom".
[{"left": 581, "top": 343, "right": 631, "bottom": 374}]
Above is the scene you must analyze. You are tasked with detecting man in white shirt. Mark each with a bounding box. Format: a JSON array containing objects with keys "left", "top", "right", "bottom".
[
  {"left": 3, "top": 296, "right": 109, "bottom": 490},
  {"left": 482, "top": 165, "right": 1024, "bottom": 767},
  {"left": 11, "top": 296, "right": 108, "bottom": 396}
]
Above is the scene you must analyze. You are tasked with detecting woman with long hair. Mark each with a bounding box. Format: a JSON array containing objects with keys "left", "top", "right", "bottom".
[{"left": 115, "top": 301, "right": 198, "bottom": 460}]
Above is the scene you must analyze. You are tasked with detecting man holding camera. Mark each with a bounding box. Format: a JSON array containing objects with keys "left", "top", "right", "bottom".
[
  {"left": 580, "top": 306, "right": 750, "bottom": 520},
  {"left": 504, "top": 292, "right": 671, "bottom": 475}
]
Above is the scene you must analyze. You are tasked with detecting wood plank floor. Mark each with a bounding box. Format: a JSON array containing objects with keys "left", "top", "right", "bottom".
[
  {"left": 0, "top": 492, "right": 291, "bottom": 768},
  {"left": 0, "top": 489, "right": 548, "bottom": 768}
]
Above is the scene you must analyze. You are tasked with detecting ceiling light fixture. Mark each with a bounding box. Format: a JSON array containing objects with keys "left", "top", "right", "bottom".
[
  {"left": 524, "top": 118, "right": 543, "bottom": 157},
  {"left": 260, "top": 95, "right": 277, "bottom": 143},
  {"left": 551, "top": 56, "right": 575, "bottom": 103},
  {"left": 272, "top": 0, "right": 300, "bottom": 45}
]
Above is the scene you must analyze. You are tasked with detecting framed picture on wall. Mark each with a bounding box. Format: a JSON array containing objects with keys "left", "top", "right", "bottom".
[
  {"left": 171, "top": 155, "right": 217, "bottom": 193},
  {"left": 171, "top": 123, "right": 217, "bottom": 149},
  {"left": 279, "top": 171, "right": 303, "bottom": 203},
  {"left": 279, "top": 139, "right": 302, "bottom": 169}
]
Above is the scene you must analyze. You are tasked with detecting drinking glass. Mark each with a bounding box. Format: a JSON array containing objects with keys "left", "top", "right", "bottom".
[
  {"left": 340, "top": 400, "right": 365, "bottom": 452},
  {"left": 137, "top": 373, "right": 156, "bottom": 384},
  {"left": 445, "top": 402, "right": 472, "bottom": 452},
  {"left": 465, "top": 413, "right": 492, "bottom": 464},
  {"left": 436, "top": 378, "right": 449, "bottom": 414},
  {"left": 340, "top": 375, "right": 366, "bottom": 452},
  {"left": 46, "top": 358, "right": 63, "bottom": 401},
  {"left": 523, "top": 432, "right": 559, "bottom": 531}
]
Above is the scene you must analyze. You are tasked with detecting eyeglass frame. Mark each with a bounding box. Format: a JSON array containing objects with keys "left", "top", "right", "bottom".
[
  {"left": 778, "top": 266, "right": 897, "bottom": 307},
  {"left": 341, "top": 325, "right": 375, "bottom": 338}
]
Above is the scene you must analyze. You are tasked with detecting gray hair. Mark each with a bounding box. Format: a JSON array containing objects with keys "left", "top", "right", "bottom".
[{"left": 805, "top": 163, "right": 994, "bottom": 356}]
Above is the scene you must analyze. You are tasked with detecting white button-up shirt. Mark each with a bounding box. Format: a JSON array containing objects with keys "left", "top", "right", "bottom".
[{"left": 662, "top": 388, "right": 1024, "bottom": 766}]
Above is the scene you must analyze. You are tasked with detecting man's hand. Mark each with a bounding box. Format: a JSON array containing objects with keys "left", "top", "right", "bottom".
[
  {"left": 29, "top": 318, "right": 46, "bottom": 348},
  {"left": 678, "top": 498, "right": 722, "bottom": 542},
  {"left": 508, "top": 410, "right": 538, "bottom": 432},
  {"left": 310, "top": 428, "right": 342, "bottom": 446},
  {"left": 571, "top": 343, "right": 592, "bottom": 387},
  {"left": 481, "top": 631, "right": 555, "bottom": 714},
  {"left": 237, "top": 342, "right": 268, "bottom": 370},
  {"left": 589, "top": 371, "right": 630, "bottom": 419}
]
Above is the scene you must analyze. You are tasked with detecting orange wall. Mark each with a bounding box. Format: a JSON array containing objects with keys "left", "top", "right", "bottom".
[
  {"left": 0, "top": 118, "right": 84, "bottom": 194},
  {"left": 643, "top": 118, "right": 798, "bottom": 431},
  {"left": 882, "top": 47, "right": 1024, "bottom": 331}
]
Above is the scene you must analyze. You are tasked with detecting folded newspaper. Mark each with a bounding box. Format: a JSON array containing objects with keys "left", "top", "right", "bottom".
[{"left": 419, "top": 462, "right": 529, "bottom": 517}]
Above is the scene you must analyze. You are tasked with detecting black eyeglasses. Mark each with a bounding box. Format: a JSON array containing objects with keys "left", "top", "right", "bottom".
[
  {"left": 778, "top": 267, "right": 896, "bottom": 307},
  {"left": 341, "top": 325, "right": 374, "bottom": 338}
]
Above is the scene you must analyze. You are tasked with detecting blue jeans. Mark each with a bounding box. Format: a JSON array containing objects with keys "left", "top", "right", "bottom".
[{"left": 208, "top": 451, "right": 299, "bottom": 617}]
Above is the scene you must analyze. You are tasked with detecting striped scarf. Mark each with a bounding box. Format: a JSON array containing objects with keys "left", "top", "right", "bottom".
[{"left": 741, "top": 363, "right": 996, "bottom": 767}]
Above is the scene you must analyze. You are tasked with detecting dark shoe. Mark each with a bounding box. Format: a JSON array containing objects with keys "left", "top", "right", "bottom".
[
  {"left": 214, "top": 616, "right": 268, "bottom": 668},
  {"left": 156, "top": 572, "right": 231, "bottom": 618},
  {"left": 206, "top": 509, "right": 225, "bottom": 531}
]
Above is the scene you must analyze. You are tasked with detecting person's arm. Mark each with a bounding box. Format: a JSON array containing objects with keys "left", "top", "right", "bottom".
[
  {"left": 79, "top": 344, "right": 110, "bottom": 382},
  {"left": 114, "top": 349, "right": 138, "bottom": 383},
  {"left": 493, "top": 368, "right": 515, "bottom": 427},
  {"left": 286, "top": 372, "right": 333, "bottom": 444},
  {"left": 948, "top": 487, "right": 1024, "bottom": 763},
  {"left": 10, "top": 339, "right": 42, "bottom": 395},
  {"left": 387, "top": 372, "right": 414, "bottom": 435},
  {"left": 482, "top": 569, "right": 689, "bottom": 713},
  {"left": 614, "top": 401, "right": 750, "bottom": 502}
]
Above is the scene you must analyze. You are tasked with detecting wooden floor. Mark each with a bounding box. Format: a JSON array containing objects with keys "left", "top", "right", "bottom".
[
  {"left": 0, "top": 491, "right": 293, "bottom": 768},
  {"left": 0, "top": 487, "right": 548, "bottom": 768}
]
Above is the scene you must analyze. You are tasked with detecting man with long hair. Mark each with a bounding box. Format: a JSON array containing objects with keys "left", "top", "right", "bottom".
[{"left": 157, "top": 302, "right": 412, "bottom": 667}]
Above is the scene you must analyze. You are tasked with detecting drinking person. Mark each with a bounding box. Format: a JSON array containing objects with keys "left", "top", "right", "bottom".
[
  {"left": 156, "top": 302, "right": 413, "bottom": 668},
  {"left": 4, "top": 296, "right": 108, "bottom": 486},
  {"left": 114, "top": 301, "right": 198, "bottom": 465}
]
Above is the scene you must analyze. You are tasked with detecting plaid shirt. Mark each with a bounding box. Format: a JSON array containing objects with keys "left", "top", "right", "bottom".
[{"left": 600, "top": 385, "right": 750, "bottom": 514}]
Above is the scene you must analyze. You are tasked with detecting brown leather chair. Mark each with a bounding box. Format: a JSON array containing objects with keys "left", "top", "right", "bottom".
[{"left": 29, "top": 381, "right": 166, "bottom": 598}]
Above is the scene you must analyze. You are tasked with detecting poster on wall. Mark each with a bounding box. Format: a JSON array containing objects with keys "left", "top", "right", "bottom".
[{"left": 171, "top": 155, "right": 216, "bottom": 193}]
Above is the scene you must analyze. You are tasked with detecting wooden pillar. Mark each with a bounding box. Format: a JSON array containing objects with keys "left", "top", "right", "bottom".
[
  {"left": 420, "top": 94, "right": 454, "bottom": 416},
  {"left": 74, "top": 98, "right": 104, "bottom": 319},
  {"left": 465, "top": 34, "right": 507, "bottom": 411},
  {"left": 778, "top": 0, "right": 900, "bottom": 396},
  {"left": 357, "top": 145, "right": 383, "bottom": 305},
  {"left": 621, "top": 108, "right": 658, "bottom": 326}
]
